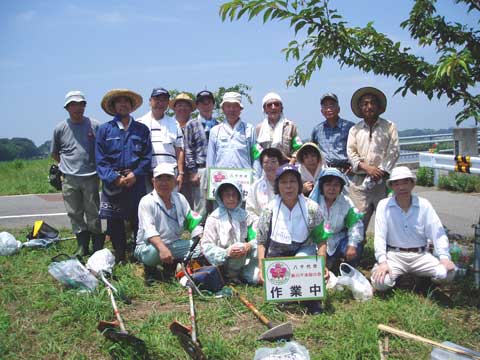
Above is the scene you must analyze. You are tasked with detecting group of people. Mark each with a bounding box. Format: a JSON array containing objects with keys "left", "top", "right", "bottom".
[{"left": 52, "top": 85, "right": 457, "bottom": 314}]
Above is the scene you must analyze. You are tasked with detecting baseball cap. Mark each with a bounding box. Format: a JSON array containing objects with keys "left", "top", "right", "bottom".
[
  {"left": 320, "top": 93, "right": 338, "bottom": 105},
  {"left": 153, "top": 163, "right": 176, "bottom": 178},
  {"left": 196, "top": 90, "right": 215, "bottom": 104},
  {"left": 151, "top": 87, "right": 170, "bottom": 98}
]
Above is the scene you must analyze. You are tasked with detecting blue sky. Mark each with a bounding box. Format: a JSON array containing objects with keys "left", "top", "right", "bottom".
[{"left": 0, "top": 0, "right": 478, "bottom": 145}]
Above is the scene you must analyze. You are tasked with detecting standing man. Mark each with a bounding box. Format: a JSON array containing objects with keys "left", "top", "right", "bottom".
[
  {"left": 207, "top": 92, "right": 257, "bottom": 177},
  {"left": 371, "top": 167, "right": 456, "bottom": 291},
  {"left": 170, "top": 92, "right": 195, "bottom": 198},
  {"left": 311, "top": 93, "right": 355, "bottom": 172},
  {"left": 51, "top": 91, "right": 104, "bottom": 256},
  {"left": 137, "top": 88, "right": 184, "bottom": 191},
  {"left": 256, "top": 92, "right": 301, "bottom": 162},
  {"left": 183, "top": 90, "right": 217, "bottom": 218},
  {"left": 347, "top": 87, "right": 399, "bottom": 234},
  {"left": 96, "top": 89, "right": 152, "bottom": 263}
]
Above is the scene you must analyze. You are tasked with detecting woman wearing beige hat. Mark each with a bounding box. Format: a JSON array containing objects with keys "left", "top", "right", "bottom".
[
  {"left": 96, "top": 89, "right": 152, "bottom": 263},
  {"left": 296, "top": 142, "right": 325, "bottom": 196}
]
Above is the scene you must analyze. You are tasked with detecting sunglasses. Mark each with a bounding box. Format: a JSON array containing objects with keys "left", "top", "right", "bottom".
[{"left": 265, "top": 101, "right": 281, "bottom": 109}]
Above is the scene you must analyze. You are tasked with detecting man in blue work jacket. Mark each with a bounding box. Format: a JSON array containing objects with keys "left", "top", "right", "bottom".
[{"left": 96, "top": 89, "right": 152, "bottom": 263}]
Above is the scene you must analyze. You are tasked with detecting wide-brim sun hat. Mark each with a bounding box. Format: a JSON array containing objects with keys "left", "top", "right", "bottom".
[
  {"left": 386, "top": 166, "right": 416, "bottom": 187},
  {"left": 296, "top": 142, "right": 322, "bottom": 163},
  {"left": 169, "top": 92, "right": 196, "bottom": 111},
  {"left": 64, "top": 90, "right": 86, "bottom": 108},
  {"left": 318, "top": 167, "right": 348, "bottom": 186},
  {"left": 350, "top": 86, "right": 387, "bottom": 118},
  {"left": 101, "top": 89, "right": 143, "bottom": 116},
  {"left": 220, "top": 91, "right": 244, "bottom": 109}
]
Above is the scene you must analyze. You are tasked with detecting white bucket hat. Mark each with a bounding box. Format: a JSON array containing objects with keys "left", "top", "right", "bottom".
[
  {"left": 153, "top": 163, "right": 176, "bottom": 178},
  {"left": 64, "top": 90, "right": 86, "bottom": 108},
  {"left": 220, "top": 91, "right": 244, "bottom": 109},
  {"left": 387, "top": 166, "right": 416, "bottom": 186},
  {"left": 262, "top": 92, "right": 282, "bottom": 108}
]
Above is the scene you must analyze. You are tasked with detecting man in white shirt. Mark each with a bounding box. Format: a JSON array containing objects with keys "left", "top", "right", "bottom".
[
  {"left": 137, "top": 88, "right": 184, "bottom": 191},
  {"left": 371, "top": 166, "right": 456, "bottom": 291}
]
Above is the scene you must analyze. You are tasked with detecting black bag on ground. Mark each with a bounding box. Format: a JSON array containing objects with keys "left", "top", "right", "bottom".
[
  {"left": 191, "top": 266, "right": 225, "bottom": 293},
  {"left": 49, "top": 164, "right": 63, "bottom": 190},
  {"left": 27, "top": 221, "right": 59, "bottom": 240}
]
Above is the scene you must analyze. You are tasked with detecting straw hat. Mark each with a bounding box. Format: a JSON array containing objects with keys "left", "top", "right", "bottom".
[
  {"left": 101, "top": 89, "right": 143, "bottom": 116},
  {"left": 350, "top": 86, "right": 387, "bottom": 118},
  {"left": 169, "top": 92, "right": 196, "bottom": 110}
]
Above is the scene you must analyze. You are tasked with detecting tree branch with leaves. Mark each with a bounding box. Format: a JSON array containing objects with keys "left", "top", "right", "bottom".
[{"left": 219, "top": 0, "right": 479, "bottom": 124}]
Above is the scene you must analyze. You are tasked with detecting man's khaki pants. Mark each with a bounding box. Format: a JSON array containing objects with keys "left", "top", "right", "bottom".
[
  {"left": 348, "top": 174, "right": 388, "bottom": 236},
  {"left": 62, "top": 174, "right": 101, "bottom": 234},
  {"left": 371, "top": 250, "right": 456, "bottom": 291}
]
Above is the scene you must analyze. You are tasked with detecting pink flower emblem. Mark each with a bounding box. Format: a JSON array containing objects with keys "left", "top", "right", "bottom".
[{"left": 270, "top": 263, "right": 287, "bottom": 279}]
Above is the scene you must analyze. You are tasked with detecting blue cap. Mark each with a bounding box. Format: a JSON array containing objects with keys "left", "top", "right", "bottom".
[
  {"left": 275, "top": 163, "right": 300, "bottom": 180},
  {"left": 150, "top": 87, "right": 170, "bottom": 98}
]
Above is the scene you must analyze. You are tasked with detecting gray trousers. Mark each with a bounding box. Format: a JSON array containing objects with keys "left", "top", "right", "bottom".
[
  {"left": 181, "top": 168, "right": 207, "bottom": 219},
  {"left": 62, "top": 174, "right": 101, "bottom": 235}
]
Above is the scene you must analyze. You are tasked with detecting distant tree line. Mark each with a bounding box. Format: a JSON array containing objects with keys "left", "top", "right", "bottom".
[
  {"left": 0, "top": 138, "right": 51, "bottom": 161},
  {"left": 0, "top": 127, "right": 466, "bottom": 161}
]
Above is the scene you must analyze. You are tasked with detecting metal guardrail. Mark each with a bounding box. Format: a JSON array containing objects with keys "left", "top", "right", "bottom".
[
  {"left": 398, "top": 133, "right": 480, "bottom": 165},
  {"left": 419, "top": 152, "right": 480, "bottom": 185}
]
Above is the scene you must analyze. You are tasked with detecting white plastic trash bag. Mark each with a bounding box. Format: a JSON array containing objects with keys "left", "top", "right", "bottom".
[
  {"left": 48, "top": 257, "right": 98, "bottom": 291},
  {"left": 337, "top": 263, "right": 373, "bottom": 301},
  {"left": 86, "top": 248, "right": 115, "bottom": 275},
  {"left": 254, "top": 341, "right": 310, "bottom": 360},
  {"left": 0, "top": 232, "right": 22, "bottom": 256}
]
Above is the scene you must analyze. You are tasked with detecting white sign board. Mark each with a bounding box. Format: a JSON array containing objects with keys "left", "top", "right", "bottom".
[
  {"left": 207, "top": 168, "right": 253, "bottom": 200},
  {"left": 262, "top": 256, "right": 326, "bottom": 302}
]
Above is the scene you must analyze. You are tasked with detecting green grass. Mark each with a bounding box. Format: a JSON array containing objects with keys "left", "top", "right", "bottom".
[
  {"left": 1, "top": 228, "right": 479, "bottom": 360},
  {"left": 0, "top": 158, "right": 57, "bottom": 195}
]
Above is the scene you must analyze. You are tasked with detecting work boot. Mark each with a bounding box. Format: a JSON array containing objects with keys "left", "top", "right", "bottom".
[
  {"left": 74, "top": 231, "right": 91, "bottom": 257},
  {"left": 305, "top": 301, "right": 323, "bottom": 315},
  {"left": 92, "top": 233, "right": 105, "bottom": 253},
  {"left": 144, "top": 265, "right": 160, "bottom": 286}
]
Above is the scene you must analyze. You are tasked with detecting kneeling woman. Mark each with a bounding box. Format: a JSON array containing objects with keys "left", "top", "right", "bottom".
[
  {"left": 256, "top": 164, "right": 328, "bottom": 314},
  {"left": 310, "top": 168, "right": 364, "bottom": 270},
  {"left": 201, "top": 180, "right": 259, "bottom": 284}
]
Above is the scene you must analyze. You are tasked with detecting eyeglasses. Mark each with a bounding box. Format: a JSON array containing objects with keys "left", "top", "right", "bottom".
[{"left": 265, "top": 102, "right": 281, "bottom": 109}]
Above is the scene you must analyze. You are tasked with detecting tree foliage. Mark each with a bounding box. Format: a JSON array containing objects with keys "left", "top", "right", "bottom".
[
  {"left": 219, "top": 0, "right": 480, "bottom": 124},
  {"left": 166, "top": 83, "right": 253, "bottom": 122},
  {"left": 0, "top": 138, "right": 42, "bottom": 161}
]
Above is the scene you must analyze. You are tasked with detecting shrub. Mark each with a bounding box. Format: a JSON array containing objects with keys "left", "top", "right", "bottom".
[
  {"left": 416, "top": 167, "right": 434, "bottom": 187},
  {"left": 438, "top": 172, "right": 480, "bottom": 193}
]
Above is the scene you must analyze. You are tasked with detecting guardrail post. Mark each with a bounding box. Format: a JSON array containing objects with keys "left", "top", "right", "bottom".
[{"left": 433, "top": 168, "right": 440, "bottom": 186}]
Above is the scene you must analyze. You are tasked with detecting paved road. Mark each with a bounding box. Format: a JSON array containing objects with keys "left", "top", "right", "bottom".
[{"left": 0, "top": 187, "right": 479, "bottom": 237}]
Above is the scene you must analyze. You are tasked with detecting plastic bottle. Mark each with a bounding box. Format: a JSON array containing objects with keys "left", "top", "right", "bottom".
[{"left": 450, "top": 241, "right": 461, "bottom": 264}]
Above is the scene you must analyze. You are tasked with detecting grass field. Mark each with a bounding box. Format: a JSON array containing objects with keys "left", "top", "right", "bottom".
[
  {"left": 1, "top": 227, "right": 479, "bottom": 360},
  {"left": 0, "top": 158, "right": 57, "bottom": 195}
]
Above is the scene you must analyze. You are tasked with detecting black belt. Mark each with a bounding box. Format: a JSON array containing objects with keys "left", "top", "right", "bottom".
[
  {"left": 387, "top": 245, "right": 426, "bottom": 253},
  {"left": 197, "top": 163, "right": 206, "bottom": 169}
]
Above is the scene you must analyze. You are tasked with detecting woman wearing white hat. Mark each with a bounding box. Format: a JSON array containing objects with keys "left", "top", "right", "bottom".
[{"left": 310, "top": 168, "right": 364, "bottom": 270}]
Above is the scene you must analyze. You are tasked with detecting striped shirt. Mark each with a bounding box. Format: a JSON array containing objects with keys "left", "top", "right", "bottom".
[
  {"left": 184, "top": 116, "right": 208, "bottom": 172},
  {"left": 137, "top": 111, "right": 183, "bottom": 168}
]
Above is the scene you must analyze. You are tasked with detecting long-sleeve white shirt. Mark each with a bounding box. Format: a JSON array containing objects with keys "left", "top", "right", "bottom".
[{"left": 374, "top": 195, "right": 450, "bottom": 264}]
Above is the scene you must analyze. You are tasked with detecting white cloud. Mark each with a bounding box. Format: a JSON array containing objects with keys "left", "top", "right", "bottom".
[
  {"left": 16, "top": 10, "right": 35, "bottom": 22},
  {"left": 137, "top": 15, "right": 180, "bottom": 23},
  {"left": 96, "top": 11, "right": 126, "bottom": 24}
]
